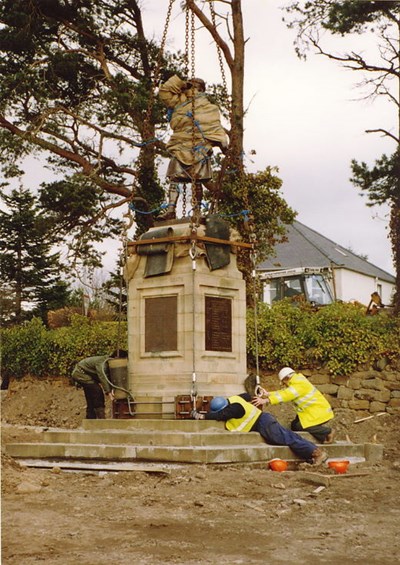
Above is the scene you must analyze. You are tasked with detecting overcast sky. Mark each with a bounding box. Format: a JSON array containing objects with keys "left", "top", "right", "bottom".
[
  {"left": 142, "top": 0, "right": 395, "bottom": 275},
  {"left": 7, "top": 1, "right": 395, "bottom": 278}
]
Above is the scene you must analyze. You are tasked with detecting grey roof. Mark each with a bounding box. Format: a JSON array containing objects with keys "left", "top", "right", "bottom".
[{"left": 257, "top": 220, "right": 395, "bottom": 283}]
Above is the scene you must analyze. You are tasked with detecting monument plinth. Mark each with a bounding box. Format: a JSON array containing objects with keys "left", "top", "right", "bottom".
[{"left": 125, "top": 217, "right": 248, "bottom": 418}]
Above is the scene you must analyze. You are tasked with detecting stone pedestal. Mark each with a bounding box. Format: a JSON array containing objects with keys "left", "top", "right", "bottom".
[{"left": 125, "top": 220, "right": 247, "bottom": 418}]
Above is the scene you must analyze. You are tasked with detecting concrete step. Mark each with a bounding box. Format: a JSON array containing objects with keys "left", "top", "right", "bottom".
[
  {"left": 41, "top": 429, "right": 273, "bottom": 446},
  {"left": 5, "top": 440, "right": 378, "bottom": 465},
  {"left": 5, "top": 418, "right": 384, "bottom": 465},
  {"left": 81, "top": 419, "right": 230, "bottom": 432}
]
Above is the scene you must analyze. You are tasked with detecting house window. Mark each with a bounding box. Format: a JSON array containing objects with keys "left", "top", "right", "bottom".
[{"left": 377, "top": 284, "right": 382, "bottom": 298}]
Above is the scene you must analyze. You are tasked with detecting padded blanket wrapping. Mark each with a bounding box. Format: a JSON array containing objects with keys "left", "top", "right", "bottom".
[
  {"left": 204, "top": 215, "right": 231, "bottom": 271},
  {"left": 137, "top": 227, "right": 174, "bottom": 277}
]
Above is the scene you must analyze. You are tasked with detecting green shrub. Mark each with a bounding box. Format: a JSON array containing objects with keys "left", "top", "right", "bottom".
[
  {"left": 1, "top": 318, "right": 52, "bottom": 378},
  {"left": 48, "top": 315, "right": 128, "bottom": 376},
  {"left": 2, "top": 306, "right": 399, "bottom": 379},
  {"left": 1, "top": 315, "right": 128, "bottom": 378},
  {"left": 247, "top": 301, "right": 400, "bottom": 375}
]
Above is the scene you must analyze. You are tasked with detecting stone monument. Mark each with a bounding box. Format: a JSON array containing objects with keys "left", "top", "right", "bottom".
[{"left": 124, "top": 215, "right": 250, "bottom": 418}]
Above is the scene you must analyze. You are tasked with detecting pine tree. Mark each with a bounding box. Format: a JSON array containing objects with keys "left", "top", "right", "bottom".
[
  {"left": 284, "top": 0, "right": 400, "bottom": 313},
  {"left": 0, "top": 186, "right": 70, "bottom": 324},
  {"left": 101, "top": 259, "right": 127, "bottom": 318}
]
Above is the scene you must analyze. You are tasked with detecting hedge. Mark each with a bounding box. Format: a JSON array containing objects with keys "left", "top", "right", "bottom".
[
  {"left": 1, "top": 315, "right": 127, "bottom": 379},
  {"left": 247, "top": 300, "right": 400, "bottom": 375},
  {"left": 1, "top": 303, "right": 399, "bottom": 379}
]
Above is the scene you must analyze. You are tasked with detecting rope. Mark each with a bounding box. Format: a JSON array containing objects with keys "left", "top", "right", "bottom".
[
  {"left": 218, "top": 209, "right": 251, "bottom": 220},
  {"left": 250, "top": 242, "right": 262, "bottom": 397},
  {"left": 129, "top": 201, "right": 170, "bottom": 215},
  {"left": 114, "top": 209, "right": 132, "bottom": 355},
  {"left": 116, "top": 254, "right": 124, "bottom": 352},
  {"left": 129, "top": 199, "right": 251, "bottom": 223}
]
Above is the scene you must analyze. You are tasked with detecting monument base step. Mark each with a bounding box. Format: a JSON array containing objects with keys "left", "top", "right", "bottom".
[{"left": 5, "top": 419, "right": 384, "bottom": 466}]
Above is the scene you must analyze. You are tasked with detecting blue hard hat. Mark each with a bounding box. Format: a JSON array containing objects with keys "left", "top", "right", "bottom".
[{"left": 210, "top": 396, "right": 228, "bottom": 412}]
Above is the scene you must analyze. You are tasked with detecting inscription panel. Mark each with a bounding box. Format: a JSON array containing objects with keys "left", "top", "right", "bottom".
[
  {"left": 145, "top": 296, "right": 177, "bottom": 352},
  {"left": 205, "top": 296, "right": 232, "bottom": 352}
]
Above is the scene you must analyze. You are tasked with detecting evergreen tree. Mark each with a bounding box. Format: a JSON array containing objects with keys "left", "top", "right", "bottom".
[
  {"left": 0, "top": 1, "right": 295, "bottom": 286},
  {"left": 101, "top": 258, "right": 127, "bottom": 318},
  {"left": 0, "top": 186, "right": 70, "bottom": 324},
  {"left": 32, "top": 279, "right": 71, "bottom": 322},
  {"left": 284, "top": 0, "right": 400, "bottom": 313}
]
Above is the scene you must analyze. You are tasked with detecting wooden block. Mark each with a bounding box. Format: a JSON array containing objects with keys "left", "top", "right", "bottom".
[{"left": 297, "top": 471, "right": 370, "bottom": 487}]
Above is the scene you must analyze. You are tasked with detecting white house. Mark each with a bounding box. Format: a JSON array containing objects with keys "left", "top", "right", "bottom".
[{"left": 257, "top": 221, "right": 395, "bottom": 308}]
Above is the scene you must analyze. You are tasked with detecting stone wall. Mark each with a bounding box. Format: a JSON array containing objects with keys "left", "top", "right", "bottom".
[{"left": 302, "top": 369, "right": 400, "bottom": 415}]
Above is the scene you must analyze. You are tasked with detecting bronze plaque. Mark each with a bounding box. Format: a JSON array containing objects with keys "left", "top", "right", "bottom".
[
  {"left": 205, "top": 296, "right": 232, "bottom": 352},
  {"left": 145, "top": 296, "right": 177, "bottom": 352}
]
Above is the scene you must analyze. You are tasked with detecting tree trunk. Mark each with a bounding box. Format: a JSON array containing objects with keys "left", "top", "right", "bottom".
[
  {"left": 229, "top": 0, "right": 245, "bottom": 172},
  {"left": 187, "top": 0, "right": 245, "bottom": 170}
]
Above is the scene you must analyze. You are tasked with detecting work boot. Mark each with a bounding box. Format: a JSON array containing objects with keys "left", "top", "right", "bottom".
[
  {"left": 157, "top": 184, "right": 179, "bottom": 221},
  {"left": 157, "top": 205, "right": 176, "bottom": 221},
  {"left": 312, "top": 448, "right": 328, "bottom": 466},
  {"left": 324, "top": 430, "right": 336, "bottom": 444},
  {"left": 94, "top": 407, "right": 106, "bottom": 419}
]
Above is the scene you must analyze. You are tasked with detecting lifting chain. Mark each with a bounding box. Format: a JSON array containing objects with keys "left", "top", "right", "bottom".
[
  {"left": 184, "top": 5, "right": 190, "bottom": 77},
  {"left": 189, "top": 224, "right": 198, "bottom": 408},
  {"left": 210, "top": 2, "right": 230, "bottom": 112},
  {"left": 182, "top": 183, "right": 187, "bottom": 217},
  {"left": 185, "top": 2, "right": 201, "bottom": 228},
  {"left": 143, "top": 0, "right": 175, "bottom": 140},
  {"left": 137, "top": 0, "right": 175, "bottom": 219},
  {"left": 209, "top": 1, "right": 233, "bottom": 211},
  {"left": 189, "top": 235, "right": 198, "bottom": 271},
  {"left": 115, "top": 209, "right": 133, "bottom": 353}
]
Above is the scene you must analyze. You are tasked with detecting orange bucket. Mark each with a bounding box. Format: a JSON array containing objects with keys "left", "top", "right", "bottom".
[
  {"left": 269, "top": 459, "right": 288, "bottom": 472},
  {"left": 328, "top": 460, "right": 350, "bottom": 474}
]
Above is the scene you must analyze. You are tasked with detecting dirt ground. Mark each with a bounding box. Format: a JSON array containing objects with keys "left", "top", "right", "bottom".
[{"left": 2, "top": 376, "right": 400, "bottom": 564}]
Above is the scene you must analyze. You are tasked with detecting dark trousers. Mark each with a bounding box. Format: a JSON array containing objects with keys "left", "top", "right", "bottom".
[
  {"left": 254, "top": 412, "right": 316, "bottom": 461},
  {"left": 291, "top": 415, "right": 332, "bottom": 443},
  {"left": 82, "top": 382, "right": 105, "bottom": 419}
]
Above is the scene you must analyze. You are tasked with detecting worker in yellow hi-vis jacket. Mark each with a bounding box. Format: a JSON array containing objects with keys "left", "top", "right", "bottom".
[{"left": 252, "top": 367, "right": 335, "bottom": 444}]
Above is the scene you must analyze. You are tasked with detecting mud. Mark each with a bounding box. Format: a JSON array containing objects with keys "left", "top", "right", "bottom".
[{"left": 2, "top": 377, "right": 400, "bottom": 564}]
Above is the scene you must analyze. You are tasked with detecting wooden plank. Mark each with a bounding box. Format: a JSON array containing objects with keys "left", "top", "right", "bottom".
[
  {"left": 17, "top": 459, "right": 173, "bottom": 473},
  {"left": 128, "top": 234, "right": 255, "bottom": 249},
  {"left": 297, "top": 471, "right": 370, "bottom": 487}
]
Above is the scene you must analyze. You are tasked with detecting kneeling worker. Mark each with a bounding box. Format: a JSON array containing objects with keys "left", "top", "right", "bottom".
[
  {"left": 252, "top": 367, "right": 334, "bottom": 444},
  {"left": 191, "top": 393, "right": 327, "bottom": 465},
  {"left": 71, "top": 350, "right": 128, "bottom": 419}
]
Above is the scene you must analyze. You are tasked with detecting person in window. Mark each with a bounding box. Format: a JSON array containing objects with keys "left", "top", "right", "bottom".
[
  {"left": 272, "top": 281, "right": 302, "bottom": 302},
  {"left": 283, "top": 282, "right": 301, "bottom": 298}
]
